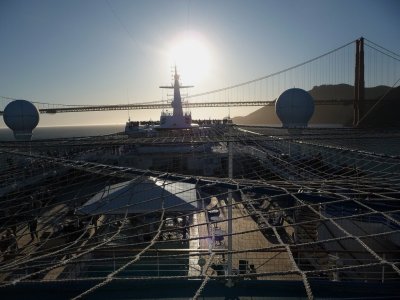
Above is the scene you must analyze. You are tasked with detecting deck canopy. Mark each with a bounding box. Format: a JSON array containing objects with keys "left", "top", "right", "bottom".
[{"left": 78, "top": 177, "right": 199, "bottom": 215}]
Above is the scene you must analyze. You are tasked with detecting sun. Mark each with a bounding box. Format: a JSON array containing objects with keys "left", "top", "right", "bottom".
[{"left": 168, "top": 32, "right": 211, "bottom": 84}]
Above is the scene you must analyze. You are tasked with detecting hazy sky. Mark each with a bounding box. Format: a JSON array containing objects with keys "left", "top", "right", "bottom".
[{"left": 0, "top": 0, "right": 399, "bottom": 127}]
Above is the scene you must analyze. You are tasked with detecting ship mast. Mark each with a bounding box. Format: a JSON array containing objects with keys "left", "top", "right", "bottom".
[
  {"left": 172, "top": 66, "right": 183, "bottom": 117},
  {"left": 160, "top": 66, "right": 193, "bottom": 118}
]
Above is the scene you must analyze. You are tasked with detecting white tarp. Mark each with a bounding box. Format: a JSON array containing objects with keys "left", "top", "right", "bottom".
[{"left": 78, "top": 177, "right": 199, "bottom": 215}]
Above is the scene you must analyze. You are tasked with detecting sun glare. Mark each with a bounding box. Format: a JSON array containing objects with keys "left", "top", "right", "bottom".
[{"left": 168, "top": 33, "right": 211, "bottom": 84}]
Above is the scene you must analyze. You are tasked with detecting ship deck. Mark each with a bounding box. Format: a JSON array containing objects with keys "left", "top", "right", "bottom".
[{"left": 1, "top": 125, "right": 400, "bottom": 299}]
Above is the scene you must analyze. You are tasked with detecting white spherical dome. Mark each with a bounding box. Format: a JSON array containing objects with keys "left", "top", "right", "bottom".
[
  {"left": 3, "top": 100, "right": 40, "bottom": 140},
  {"left": 275, "top": 88, "right": 314, "bottom": 128}
]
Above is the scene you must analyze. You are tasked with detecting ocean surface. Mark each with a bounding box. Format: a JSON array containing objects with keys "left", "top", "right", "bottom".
[{"left": 0, "top": 124, "right": 125, "bottom": 141}]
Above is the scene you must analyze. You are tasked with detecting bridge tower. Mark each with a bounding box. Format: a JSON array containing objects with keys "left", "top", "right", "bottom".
[{"left": 353, "top": 37, "right": 365, "bottom": 126}]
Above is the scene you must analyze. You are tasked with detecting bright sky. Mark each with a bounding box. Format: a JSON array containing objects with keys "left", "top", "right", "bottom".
[{"left": 0, "top": 0, "right": 399, "bottom": 127}]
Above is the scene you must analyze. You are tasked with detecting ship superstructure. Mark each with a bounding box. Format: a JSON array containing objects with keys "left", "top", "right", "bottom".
[{"left": 157, "top": 67, "right": 198, "bottom": 130}]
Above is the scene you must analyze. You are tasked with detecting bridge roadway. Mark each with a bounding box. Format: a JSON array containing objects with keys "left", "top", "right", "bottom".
[{"left": 0, "top": 99, "right": 356, "bottom": 114}]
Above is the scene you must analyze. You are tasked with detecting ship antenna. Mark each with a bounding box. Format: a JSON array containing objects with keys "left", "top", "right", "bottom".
[{"left": 127, "top": 89, "right": 131, "bottom": 122}]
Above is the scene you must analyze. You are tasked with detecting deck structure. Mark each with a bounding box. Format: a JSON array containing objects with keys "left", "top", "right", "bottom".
[{"left": 0, "top": 124, "right": 399, "bottom": 299}]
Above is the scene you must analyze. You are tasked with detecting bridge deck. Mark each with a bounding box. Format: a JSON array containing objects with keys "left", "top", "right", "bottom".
[{"left": 0, "top": 99, "right": 362, "bottom": 115}]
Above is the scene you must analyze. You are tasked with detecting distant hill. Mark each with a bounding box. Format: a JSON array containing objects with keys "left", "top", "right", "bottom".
[{"left": 233, "top": 84, "right": 400, "bottom": 128}]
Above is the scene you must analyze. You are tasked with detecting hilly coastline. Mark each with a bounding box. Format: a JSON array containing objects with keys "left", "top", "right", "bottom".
[{"left": 233, "top": 84, "right": 400, "bottom": 127}]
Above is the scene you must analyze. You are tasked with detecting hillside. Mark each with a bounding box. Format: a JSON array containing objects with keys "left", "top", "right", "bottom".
[{"left": 233, "top": 85, "right": 400, "bottom": 127}]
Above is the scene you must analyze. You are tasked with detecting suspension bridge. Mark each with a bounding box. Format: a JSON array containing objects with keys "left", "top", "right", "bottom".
[{"left": 1, "top": 37, "right": 400, "bottom": 125}]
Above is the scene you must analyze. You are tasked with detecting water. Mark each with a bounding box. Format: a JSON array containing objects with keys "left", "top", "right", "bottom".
[{"left": 0, "top": 124, "right": 124, "bottom": 141}]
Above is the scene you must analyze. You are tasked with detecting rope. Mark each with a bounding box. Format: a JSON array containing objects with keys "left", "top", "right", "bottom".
[
  {"left": 71, "top": 208, "right": 166, "bottom": 299},
  {"left": 192, "top": 253, "right": 215, "bottom": 300},
  {"left": 0, "top": 211, "right": 130, "bottom": 288},
  {"left": 243, "top": 191, "right": 314, "bottom": 300},
  {"left": 1, "top": 125, "right": 400, "bottom": 300},
  {"left": 356, "top": 76, "right": 400, "bottom": 126}
]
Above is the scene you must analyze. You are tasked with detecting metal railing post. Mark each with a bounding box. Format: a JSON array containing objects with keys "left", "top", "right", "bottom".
[
  {"left": 381, "top": 253, "right": 385, "bottom": 283},
  {"left": 227, "top": 137, "right": 233, "bottom": 287}
]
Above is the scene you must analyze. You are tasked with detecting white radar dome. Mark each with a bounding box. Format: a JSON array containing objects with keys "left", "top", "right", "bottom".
[
  {"left": 275, "top": 88, "right": 314, "bottom": 128},
  {"left": 3, "top": 100, "right": 40, "bottom": 141}
]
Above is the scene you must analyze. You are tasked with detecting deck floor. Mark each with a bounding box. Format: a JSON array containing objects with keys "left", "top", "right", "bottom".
[{"left": 190, "top": 197, "right": 299, "bottom": 280}]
